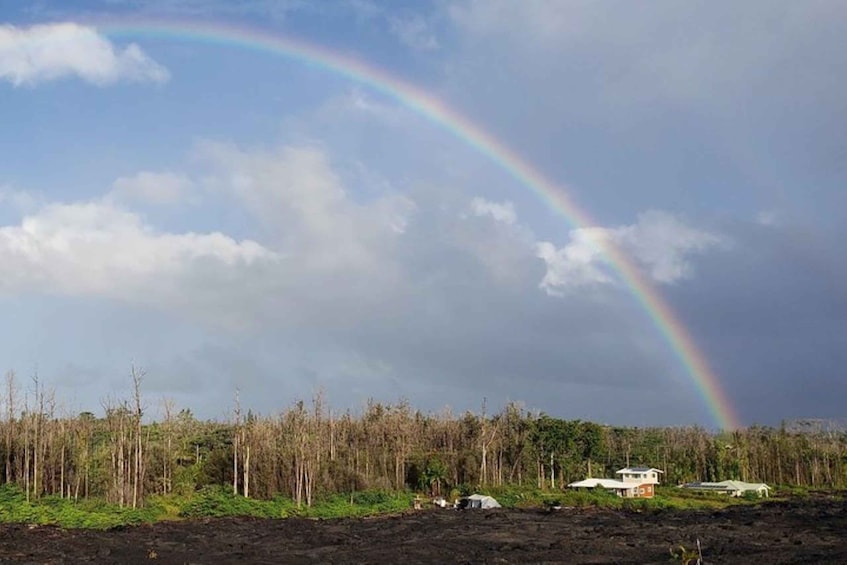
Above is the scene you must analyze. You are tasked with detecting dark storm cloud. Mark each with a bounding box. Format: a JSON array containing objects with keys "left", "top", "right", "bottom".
[
  {"left": 667, "top": 220, "right": 847, "bottom": 424},
  {"left": 446, "top": 1, "right": 847, "bottom": 226}
]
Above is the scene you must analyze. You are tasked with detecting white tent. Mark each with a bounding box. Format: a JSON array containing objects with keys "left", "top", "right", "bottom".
[{"left": 459, "top": 494, "right": 501, "bottom": 509}]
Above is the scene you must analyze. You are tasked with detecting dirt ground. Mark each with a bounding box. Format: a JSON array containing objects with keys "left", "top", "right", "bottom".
[{"left": 1, "top": 496, "right": 845, "bottom": 564}]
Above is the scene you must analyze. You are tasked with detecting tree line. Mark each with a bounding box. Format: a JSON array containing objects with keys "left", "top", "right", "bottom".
[{"left": 1, "top": 369, "right": 845, "bottom": 508}]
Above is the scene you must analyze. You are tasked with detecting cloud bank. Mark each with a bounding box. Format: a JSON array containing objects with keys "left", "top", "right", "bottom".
[{"left": 0, "top": 141, "right": 733, "bottom": 423}]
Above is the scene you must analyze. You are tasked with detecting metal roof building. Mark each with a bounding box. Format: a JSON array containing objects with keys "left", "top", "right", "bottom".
[{"left": 679, "top": 480, "right": 771, "bottom": 497}]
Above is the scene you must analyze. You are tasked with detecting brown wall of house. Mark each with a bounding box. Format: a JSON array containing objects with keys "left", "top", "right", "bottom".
[{"left": 632, "top": 484, "right": 654, "bottom": 498}]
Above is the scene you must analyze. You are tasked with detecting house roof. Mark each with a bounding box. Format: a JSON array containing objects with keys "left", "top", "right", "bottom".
[
  {"left": 616, "top": 467, "right": 663, "bottom": 474},
  {"left": 568, "top": 478, "right": 632, "bottom": 489},
  {"left": 680, "top": 480, "right": 770, "bottom": 491}
]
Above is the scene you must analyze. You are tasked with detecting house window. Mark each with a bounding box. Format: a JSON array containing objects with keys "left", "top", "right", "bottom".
[{"left": 639, "top": 488, "right": 645, "bottom": 495}]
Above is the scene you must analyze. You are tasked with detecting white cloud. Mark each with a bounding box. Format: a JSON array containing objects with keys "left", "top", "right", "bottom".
[
  {"left": 537, "top": 210, "right": 722, "bottom": 294},
  {"left": 613, "top": 210, "right": 723, "bottom": 283},
  {"left": 463, "top": 201, "right": 719, "bottom": 293},
  {"left": 0, "top": 22, "right": 169, "bottom": 86},
  {"left": 389, "top": 15, "right": 439, "bottom": 51},
  {"left": 470, "top": 197, "right": 516, "bottom": 225},
  {"left": 536, "top": 228, "right": 612, "bottom": 294},
  {"left": 0, "top": 201, "right": 275, "bottom": 299},
  {"left": 194, "top": 141, "right": 415, "bottom": 273},
  {"left": 0, "top": 142, "right": 421, "bottom": 331},
  {"left": 107, "top": 171, "right": 194, "bottom": 206}
]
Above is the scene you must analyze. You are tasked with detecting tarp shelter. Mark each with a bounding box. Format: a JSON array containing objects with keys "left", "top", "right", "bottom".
[{"left": 458, "top": 494, "right": 501, "bottom": 509}]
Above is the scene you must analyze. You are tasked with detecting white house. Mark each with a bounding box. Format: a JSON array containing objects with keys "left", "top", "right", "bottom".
[
  {"left": 616, "top": 467, "right": 663, "bottom": 485},
  {"left": 568, "top": 466, "right": 663, "bottom": 498},
  {"left": 679, "top": 480, "right": 771, "bottom": 497}
]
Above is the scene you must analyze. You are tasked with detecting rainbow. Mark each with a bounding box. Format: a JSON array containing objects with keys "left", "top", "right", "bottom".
[{"left": 97, "top": 19, "right": 740, "bottom": 429}]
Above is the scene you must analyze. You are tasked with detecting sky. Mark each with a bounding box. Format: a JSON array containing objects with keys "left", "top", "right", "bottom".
[{"left": 1, "top": 1, "right": 845, "bottom": 427}]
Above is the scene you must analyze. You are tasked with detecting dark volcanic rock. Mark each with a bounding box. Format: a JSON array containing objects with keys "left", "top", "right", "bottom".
[{"left": 0, "top": 497, "right": 846, "bottom": 564}]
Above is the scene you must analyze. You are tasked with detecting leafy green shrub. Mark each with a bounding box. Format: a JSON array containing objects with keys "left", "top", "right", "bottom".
[
  {"left": 172, "top": 464, "right": 201, "bottom": 497},
  {"left": 306, "top": 490, "right": 413, "bottom": 519},
  {"left": 455, "top": 483, "right": 474, "bottom": 497},
  {"left": 0, "top": 485, "right": 163, "bottom": 529},
  {"left": 178, "top": 485, "right": 286, "bottom": 519},
  {"left": 0, "top": 484, "right": 26, "bottom": 507},
  {"left": 350, "top": 490, "right": 391, "bottom": 505},
  {"left": 557, "top": 489, "right": 622, "bottom": 509},
  {"left": 483, "top": 485, "right": 538, "bottom": 507}
]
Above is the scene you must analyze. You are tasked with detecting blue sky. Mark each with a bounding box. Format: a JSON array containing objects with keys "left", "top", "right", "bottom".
[{"left": 1, "top": 1, "right": 845, "bottom": 427}]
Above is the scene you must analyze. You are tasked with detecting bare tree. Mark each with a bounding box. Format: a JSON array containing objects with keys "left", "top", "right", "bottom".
[
  {"left": 161, "top": 398, "right": 175, "bottom": 495},
  {"left": 233, "top": 388, "right": 241, "bottom": 496},
  {"left": 131, "top": 366, "right": 146, "bottom": 508},
  {"left": 4, "top": 371, "right": 16, "bottom": 484}
]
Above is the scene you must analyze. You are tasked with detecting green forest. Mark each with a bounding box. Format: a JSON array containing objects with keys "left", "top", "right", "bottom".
[{"left": 1, "top": 369, "right": 845, "bottom": 526}]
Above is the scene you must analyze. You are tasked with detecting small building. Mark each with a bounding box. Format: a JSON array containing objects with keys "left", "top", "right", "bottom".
[
  {"left": 568, "top": 466, "right": 663, "bottom": 498},
  {"left": 679, "top": 480, "right": 770, "bottom": 497}
]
